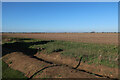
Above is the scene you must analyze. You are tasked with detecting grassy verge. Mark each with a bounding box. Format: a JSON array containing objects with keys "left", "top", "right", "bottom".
[{"left": 2, "top": 61, "right": 28, "bottom": 79}]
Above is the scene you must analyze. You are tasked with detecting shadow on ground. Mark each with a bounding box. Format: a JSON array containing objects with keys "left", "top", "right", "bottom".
[{"left": 2, "top": 39, "right": 54, "bottom": 57}]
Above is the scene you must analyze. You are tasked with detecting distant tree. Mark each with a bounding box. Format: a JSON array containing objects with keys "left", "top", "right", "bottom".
[{"left": 90, "top": 31, "right": 95, "bottom": 33}]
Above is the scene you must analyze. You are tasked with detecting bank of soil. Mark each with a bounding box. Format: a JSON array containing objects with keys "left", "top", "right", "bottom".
[
  {"left": 35, "top": 52, "right": 118, "bottom": 78},
  {"left": 2, "top": 52, "right": 101, "bottom": 78}
]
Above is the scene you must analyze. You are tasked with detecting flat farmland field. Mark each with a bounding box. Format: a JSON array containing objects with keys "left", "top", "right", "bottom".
[
  {"left": 2, "top": 33, "right": 119, "bottom": 79},
  {"left": 2, "top": 33, "right": 118, "bottom": 45}
]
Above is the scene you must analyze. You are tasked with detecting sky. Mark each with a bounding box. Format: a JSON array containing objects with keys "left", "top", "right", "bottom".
[{"left": 2, "top": 2, "right": 118, "bottom": 32}]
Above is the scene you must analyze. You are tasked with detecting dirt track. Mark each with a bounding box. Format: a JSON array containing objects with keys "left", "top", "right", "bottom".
[{"left": 2, "top": 33, "right": 118, "bottom": 45}]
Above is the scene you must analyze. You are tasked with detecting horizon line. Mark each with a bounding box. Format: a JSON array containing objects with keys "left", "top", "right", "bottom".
[
  {"left": 1, "top": 0, "right": 120, "bottom": 2},
  {"left": 1, "top": 32, "right": 118, "bottom": 33}
]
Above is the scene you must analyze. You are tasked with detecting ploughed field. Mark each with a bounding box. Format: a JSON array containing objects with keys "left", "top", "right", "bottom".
[
  {"left": 2, "top": 33, "right": 118, "bottom": 45},
  {"left": 1, "top": 33, "right": 119, "bottom": 79}
]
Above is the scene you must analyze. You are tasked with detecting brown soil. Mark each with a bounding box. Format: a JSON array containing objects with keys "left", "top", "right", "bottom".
[
  {"left": 2, "top": 33, "right": 118, "bottom": 45},
  {"left": 2, "top": 52, "right": 101, "bottom": 78},
  {"left": 2, "top": 52, "right": 51, "bottom": 78},
  {"left": 34, "top": 66, "right": 97, "bottom": 78},
  {"left": 35, "top": 52, "right": 118, "bottom": 78}
]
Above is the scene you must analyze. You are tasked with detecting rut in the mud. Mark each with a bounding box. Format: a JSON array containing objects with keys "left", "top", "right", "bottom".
[
  {"left": 28, "top": 64, "right": 61, "bottom": 79},
  {"left": 28, "top": 56, "right": 113, "bottom": 79}
]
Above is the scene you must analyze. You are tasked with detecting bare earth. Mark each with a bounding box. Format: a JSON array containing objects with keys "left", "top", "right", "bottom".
[
  {"left": 2, "top": 33, "right": 118, "bottom": 45},
  {"left": 3, "top": 52, "right": 99, "bottom": 78},
  {"left": 35, "top": 52, "right": 118, "bottom": 78}
]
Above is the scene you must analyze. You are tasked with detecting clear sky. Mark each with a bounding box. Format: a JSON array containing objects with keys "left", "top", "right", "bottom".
[{"left": 2, "top": 2, "right": 118, "bottom": 32}]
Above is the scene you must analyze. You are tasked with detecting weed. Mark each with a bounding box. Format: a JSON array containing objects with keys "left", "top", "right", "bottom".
[
  {"left": 58, "top": 74, "right": 62, "bottom": 77},
  {"left": 8, "top": 61, "right": 12, "bottom": 64}
]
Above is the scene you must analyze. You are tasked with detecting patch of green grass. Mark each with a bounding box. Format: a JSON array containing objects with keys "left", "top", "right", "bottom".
[
  {"left": 29, "top": 40, "right": 118, "bottom": 68},
  {"left": 58, "top": 74, "right": 62, "bottom": 77},
  {"left": 2, "top": 61, "right": 28, "bottom": 79},
  {"left": 2, "top": 37, "right": 39, "bottom": 44},
  {"left": 2, "top": 37, "right": 118, "bottom": 68},
  {"left": 23, "top": 39, "right": 41, "bottom": 42}
]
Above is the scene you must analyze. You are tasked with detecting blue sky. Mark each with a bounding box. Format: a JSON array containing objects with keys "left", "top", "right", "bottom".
[{"left": 2, "top": 2, "right": 118, "bottom": 32}]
